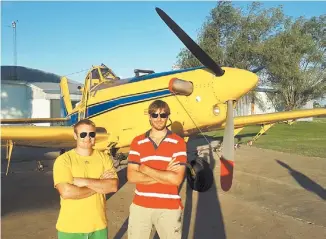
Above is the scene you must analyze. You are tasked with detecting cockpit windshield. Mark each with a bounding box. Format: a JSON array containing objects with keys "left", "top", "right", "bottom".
[{"left": 100, "top": 66, "right": 119, "bottom": 80}]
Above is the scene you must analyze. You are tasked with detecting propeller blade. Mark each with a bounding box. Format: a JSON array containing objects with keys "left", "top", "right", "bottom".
[
  {"left": 155, "top": 7, "right": 225, "bottom": 77},
  {"left": 220, "top": 100, "right": 235, "bottom": 191}
]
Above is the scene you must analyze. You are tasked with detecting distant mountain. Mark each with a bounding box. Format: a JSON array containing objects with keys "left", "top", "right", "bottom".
[{"left": 1, "top": 65, "right": 79, "bottom": 84}]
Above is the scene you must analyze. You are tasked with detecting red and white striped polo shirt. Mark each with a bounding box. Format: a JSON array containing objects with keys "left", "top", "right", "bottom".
[{"left": 128, "top": 129, "right": 187, "bottom": 209}]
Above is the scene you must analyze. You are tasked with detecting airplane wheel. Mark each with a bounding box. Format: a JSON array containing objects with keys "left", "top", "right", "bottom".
[{"left": 186, "top": 158, "right": 214, "bottom": 192}]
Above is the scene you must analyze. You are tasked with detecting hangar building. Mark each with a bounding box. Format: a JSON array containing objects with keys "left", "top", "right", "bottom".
[{"left": 1, "top": 66, "right": 82, "bottom": 126}]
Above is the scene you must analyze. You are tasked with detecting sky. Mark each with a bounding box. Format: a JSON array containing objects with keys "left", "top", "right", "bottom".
[{"left": 1, "top": 1, "right": 326, "bottom": 83}]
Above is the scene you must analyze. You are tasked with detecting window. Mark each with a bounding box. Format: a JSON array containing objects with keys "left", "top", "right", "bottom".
[{"left": 91, "top": 69, "right": 100, "bottom": 79}]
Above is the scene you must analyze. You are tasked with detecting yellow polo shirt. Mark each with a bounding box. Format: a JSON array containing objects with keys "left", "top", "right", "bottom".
[{"left": 53, "top": 149, "right": 118, "bottom": 233}]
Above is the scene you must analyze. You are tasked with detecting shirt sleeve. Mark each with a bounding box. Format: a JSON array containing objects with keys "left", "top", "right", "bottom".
[
  {"left": 173, "top": 138, "right": 187, "bottom": 166},
  {"left": 53, "top": 154, "right": 73, "bottom": 188},
  {"left": 102, "top": 153, "right": 118, "bottom": 179},
  {"left": 128, "top": 137, "right": 141, "bottom": 165}
]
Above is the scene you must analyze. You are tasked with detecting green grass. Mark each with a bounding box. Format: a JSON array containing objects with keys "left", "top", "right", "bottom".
[{"left": 204, "top": 118, "right": 326, "bottom": 158}]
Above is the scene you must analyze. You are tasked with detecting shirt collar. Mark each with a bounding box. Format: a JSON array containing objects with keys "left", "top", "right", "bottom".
[{"left": 145, "top": 128, "right": 172, "bottom": 138}]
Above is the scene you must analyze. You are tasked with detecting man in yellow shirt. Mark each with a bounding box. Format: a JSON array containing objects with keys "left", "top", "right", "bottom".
[{"left": 53, "top": 119, "right": 119, "bottom": 239}]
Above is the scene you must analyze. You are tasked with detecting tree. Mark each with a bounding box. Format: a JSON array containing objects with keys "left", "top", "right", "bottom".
[
  {"left": 176, "top": 1, "right": 326, "bottom": 111},
  {"left": 262, "top": 15, "right": 326, "bottom": 110},
  {"left": 176, "top": 2, "right": 285, "bottom": 72}
]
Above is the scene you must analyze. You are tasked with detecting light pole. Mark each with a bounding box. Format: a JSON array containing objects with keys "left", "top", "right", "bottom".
[{"left": 11, "top": 20, "right": 18, "bottom": 80}]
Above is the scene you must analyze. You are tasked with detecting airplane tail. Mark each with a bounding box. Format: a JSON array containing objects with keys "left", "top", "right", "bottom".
[{"left": 60, "top": 77, "right": 73, "bottom": 117}]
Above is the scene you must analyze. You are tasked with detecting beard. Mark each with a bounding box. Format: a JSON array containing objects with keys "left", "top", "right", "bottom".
[{"left": 151, "top": 121, "right": 167, "bottom": 131}]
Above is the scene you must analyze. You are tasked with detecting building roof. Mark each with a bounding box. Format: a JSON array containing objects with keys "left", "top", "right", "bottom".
[
  {"left": 31, "top": 82, "right": 81, "bottom": 95},
  {"left": 1, "top": 65, "right": 82, "bottom": 95}
]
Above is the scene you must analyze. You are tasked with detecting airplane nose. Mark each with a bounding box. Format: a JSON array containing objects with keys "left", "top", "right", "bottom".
[
  {"left": 213, "top": 67, "right": 259, "bottom": 101},
  {"left": 240, "top": 69, "right": 259, "bottom": 93}
]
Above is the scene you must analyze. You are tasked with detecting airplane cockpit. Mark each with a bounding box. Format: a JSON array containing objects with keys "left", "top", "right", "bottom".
[
  {"left": 98, "top": 64, "right": 120, "bottom": 81},
  {"left": 83, "top": 64, "right": 156, "bottom": 95}
]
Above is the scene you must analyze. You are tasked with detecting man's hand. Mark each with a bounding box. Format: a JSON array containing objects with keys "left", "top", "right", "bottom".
[
  {"left": 100, "top": 171, "right": 117, "bottom": 179},
  {"left": 55, "top": 182, "right": 96, "bottom": 199},
  {"left": 167, "top": 157, "right": 181, "bottom": 172},
  {"left": 73, "top": 174, "right": 118, "bottom": 194},
  {"left": 73, "top": 177, "right": 88, "bottom": 187},
  {"left": 127, "top": 163, "right": 158, "bottom": 184},
  {"left": 138, "top": 159, "right": 185, "bottom": 186}
]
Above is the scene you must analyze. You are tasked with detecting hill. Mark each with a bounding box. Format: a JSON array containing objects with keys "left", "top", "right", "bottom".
[{"left": 1, "top": 65, "right": 79, "bottom": 84}]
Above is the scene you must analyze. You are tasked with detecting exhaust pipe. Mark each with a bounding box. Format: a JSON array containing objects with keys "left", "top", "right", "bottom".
[{"left": 168, "top": 78, "right": 193, "bottom": 96}]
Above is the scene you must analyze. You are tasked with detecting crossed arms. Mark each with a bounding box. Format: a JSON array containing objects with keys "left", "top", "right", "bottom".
[
  {"left": 127, "top": 158, "right": 186, "bottom": 186},
  {"left": 55, "top": 171, "right": 118, "bottom": 200}
]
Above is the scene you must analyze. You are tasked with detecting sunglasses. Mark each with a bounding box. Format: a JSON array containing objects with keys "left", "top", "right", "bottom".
[
  {"left": 151, "top": 113, "right": 169, "bottom": 119},
  {"left": 79, "top": 132, "right": 96, "bottom": 138}
]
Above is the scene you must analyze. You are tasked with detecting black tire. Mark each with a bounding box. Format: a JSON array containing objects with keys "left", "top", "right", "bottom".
[{"left": 186, "top": 158, "right": 214, "bottom": 192}]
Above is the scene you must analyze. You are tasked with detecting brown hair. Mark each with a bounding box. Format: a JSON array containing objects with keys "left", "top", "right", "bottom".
[
  {"left": 148, "top": 100, "right": 170, "bottom": 115},
  {"left": 73, "top": 119, "right": 96, "bottom": 133}
]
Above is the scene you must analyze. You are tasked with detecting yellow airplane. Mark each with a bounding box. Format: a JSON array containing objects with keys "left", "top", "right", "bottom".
[{"left": 1, "top": 8, "right": 326, "bottom": 193}]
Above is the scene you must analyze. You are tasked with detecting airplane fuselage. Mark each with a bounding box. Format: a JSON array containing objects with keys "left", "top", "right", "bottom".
[{"left": 63, "top": 66, "right": 258, "bottom": 151}]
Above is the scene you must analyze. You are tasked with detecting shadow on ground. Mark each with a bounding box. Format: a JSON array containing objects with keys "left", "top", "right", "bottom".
[
  {"left": 181, "top": 136, "right": 226, "bottom": 239},
  {"left": 1, "top": 147, "right": 62, "bottom": 216},
  {"left": 276, "top": 159, "right": 326, "bottom": 200},
  {"left": 1, "top": 172, "right": 60, "bottom": 216}
]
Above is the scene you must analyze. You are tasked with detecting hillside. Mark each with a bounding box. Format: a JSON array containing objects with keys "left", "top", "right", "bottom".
[{"left": 1, "top": 65, "right": 81, "bottom": 85}]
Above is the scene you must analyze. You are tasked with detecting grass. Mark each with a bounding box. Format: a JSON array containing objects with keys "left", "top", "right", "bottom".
[{"left": 204, "top": 117, "right": 326, "bottom": 158}]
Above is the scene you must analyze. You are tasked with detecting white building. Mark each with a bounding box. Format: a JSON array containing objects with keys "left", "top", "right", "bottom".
[{"left": 1, "top": 66, "right": 82, "bottom": 126}]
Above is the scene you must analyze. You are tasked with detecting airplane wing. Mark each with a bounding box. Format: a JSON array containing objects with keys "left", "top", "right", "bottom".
[
  {"left": 0, "top": 125, "right": 109, "bottom": 176},
  {"left": 196, "top": 108, "right": 326, "bottom": 134},
  {"left": 1, "top": 117, "right": 68, "bottom": 125},
  {"left": 1, "top": 125, "right": 109, "bottom": 149},
  {"left": 231, "top": 108, "right": 326, "bottom": 128}
]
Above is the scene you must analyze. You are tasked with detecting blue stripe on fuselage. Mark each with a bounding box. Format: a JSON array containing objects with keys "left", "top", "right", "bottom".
[
  {"left": 86, "top": 89, "right": 171, "bottom": 118},
  {"left": 128, "top": 66, "right": 205, "bottom": 83},
  {"left": 67, "top": 113, "right": 78, "bottom": 126},
  {"left": 65, "top": 88, "right": 172, "bottom": 126}
]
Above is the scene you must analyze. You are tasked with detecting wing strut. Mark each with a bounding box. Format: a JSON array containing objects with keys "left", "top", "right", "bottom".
[
  {"left": 6, "top": 140, "right": 14, "bottom": 175},
  {"left": 247, "top": 123, "right": 275, "bottom": 145}
]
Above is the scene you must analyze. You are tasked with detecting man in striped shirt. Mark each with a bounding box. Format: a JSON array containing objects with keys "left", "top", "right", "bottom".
[{"left": 127, "top": 99, "right": 187, "bottom": 239}]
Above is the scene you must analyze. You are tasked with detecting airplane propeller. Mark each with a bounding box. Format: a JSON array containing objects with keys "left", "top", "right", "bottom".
[
  {"left": 219, "top": 66, "right": 263, "bottom": 191},
  {"left": 155, "top": 7, "right": 225, "bottom": 77},
  {"left": 155, "top": 7, "right": 243, "bottom": 192},
  {"left": 220, "top": 100, "right": 235, "bottom": 191}
]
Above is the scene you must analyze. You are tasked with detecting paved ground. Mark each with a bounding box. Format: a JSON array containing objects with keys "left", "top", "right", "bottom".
[{"left": 1, "top": 138, "right": 326, "bottom": 239}]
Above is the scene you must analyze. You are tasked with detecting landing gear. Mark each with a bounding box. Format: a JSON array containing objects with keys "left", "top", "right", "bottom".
[
  {"left": 186, "top": 157, "right": 214, "bottom": 192},
  {"left": 107, "top": 146, "right": 128, "bottom": 168},
  {"left": 114, "top": 153, "right": 128, "bottom": 167},
  {"left": 185, "top": 139, "right": 240, "bottom": 193}
]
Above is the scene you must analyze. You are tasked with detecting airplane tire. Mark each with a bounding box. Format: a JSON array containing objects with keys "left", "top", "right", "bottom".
[{"left": 186, "top": 158, "right": 214, "bottom": 192}]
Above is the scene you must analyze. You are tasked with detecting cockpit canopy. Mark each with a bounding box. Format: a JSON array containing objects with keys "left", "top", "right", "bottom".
[{"left": 80, "top": 64, "right": 156, "bottom": 94}]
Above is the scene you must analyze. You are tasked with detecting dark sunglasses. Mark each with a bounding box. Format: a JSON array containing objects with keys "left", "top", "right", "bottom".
[
  {"left": 79, "top": 132, "right": 96, "bottom": 138},
  {"left": 151, "top": 113, "right": 169, "bottom": 119}
]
